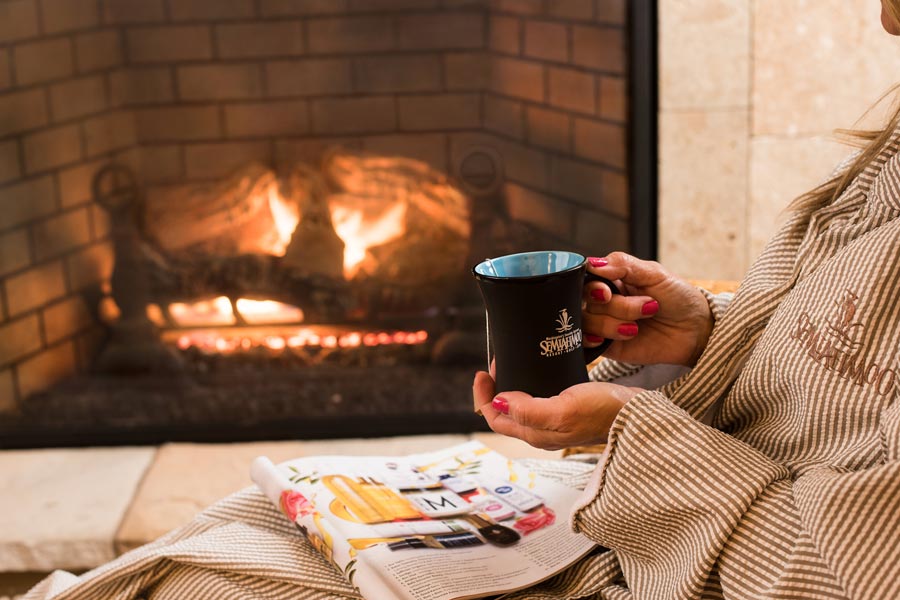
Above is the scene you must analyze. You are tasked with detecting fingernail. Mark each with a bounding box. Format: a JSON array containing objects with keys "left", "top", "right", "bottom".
[
  {"left": 617, "top": 323, "right": 638, "bottom": 337},
  {"left": 492, "top": 396, "right": 509, "bottom": 415},
  {"left": 590, "top": 289, "right": 605, "bottom": 301},
  {"left": 588, "top": 257, "right": 608, "bottom": 267},
  {"left": 585, "top": 334, "right": 604, "bottom": 343},
  {"left": 641, "top": 300, "right": 659, "bottom": 316}
]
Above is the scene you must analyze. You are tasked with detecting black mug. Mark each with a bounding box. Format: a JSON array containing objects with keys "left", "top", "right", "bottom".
[{"left": 473, "top": 251, "right": 619, "bottom": 398}]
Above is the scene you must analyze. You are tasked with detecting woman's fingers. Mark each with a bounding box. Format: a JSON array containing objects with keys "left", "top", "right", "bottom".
[
  {"left": 472, "top": 370, "right": 495, "bottom": 415},
  {"left": 582, "top": 312, "right": 639, "bottom": 343},
  {"left": 587, "top": 252, "right": 668, "bottom": 288},
  {"left": 584, "top": 285, "right": 659, "bottom": 321}
]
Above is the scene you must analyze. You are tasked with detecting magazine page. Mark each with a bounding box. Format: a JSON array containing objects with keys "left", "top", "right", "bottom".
[{"left": 251, "top": 441, "right": 596, "bottom": 600}]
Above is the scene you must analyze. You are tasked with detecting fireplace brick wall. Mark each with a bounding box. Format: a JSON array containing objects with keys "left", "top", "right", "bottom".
[{"left": 0, "top": 0, "right": 629, "bottom": 412}]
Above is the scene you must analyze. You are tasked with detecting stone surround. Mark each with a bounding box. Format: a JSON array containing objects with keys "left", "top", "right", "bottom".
[
  {"left": 658, "top": 0, "right": 900, "bottom": 281},
  {"left": 0, "top": 433, "right": 562, "bottom": 580}
]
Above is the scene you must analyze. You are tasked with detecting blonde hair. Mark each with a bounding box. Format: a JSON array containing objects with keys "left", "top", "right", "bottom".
[{"left": 792, "top": 0, "right": 900, "bottom": 211}]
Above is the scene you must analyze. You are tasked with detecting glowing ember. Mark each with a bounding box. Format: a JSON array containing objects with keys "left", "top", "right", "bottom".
[
  {"left": 236, "top": 298, "right": 304, "bottom": 324},
  {"left": 165, "top": 328, "right": 428, "bottom": 354},
  {"left": 169, "top": 296, "right": 236, "bottom": 326},
  {"left": 330, "top": 198, "right": 407, "bottom": 279},
  {"left": 266, "top": 183, "right": 299, "bottom": 255}
]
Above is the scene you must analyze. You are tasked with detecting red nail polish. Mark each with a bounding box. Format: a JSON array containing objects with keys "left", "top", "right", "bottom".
[
  {"left": 590, "top": 289, "right": 605, "bottom": 301},
  {"left": 641, "top": 300, "right": 659, "bottom": 315},
  {"left": 588, "top": 257, "right": 608, "bottom": 267},
  {"left": 492, "top": 396, "right": 509, "bottom": 415},
  {"left": 585, "top": 334, "right": 604, "bottom": 343},
  {"left": 617, "top": 323, "right": 638, "bottom": 337}
]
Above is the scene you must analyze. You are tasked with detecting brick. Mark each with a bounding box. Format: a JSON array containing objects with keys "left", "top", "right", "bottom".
[
  {"left": 0, "top": 369, "right": 15, "bottom": 413},
  {"left": 362, "top": 133, "right": 447, "bottom": 172},
  {"left": 225, "top": 101, "right": 309, "bottom": 137},
  {"left": 135, "top": 145, "right": 183, "bottom": 183},
  {"left": 601, "top": 169, "right": 627, "bottom": 216},
  {"left": 83, "top": 111, "right": 137, "bottom": 156},
  {"left": 14, "top": 38, "right": 74, "bottom": 85},
  {"left": 75, "top": 30, "right": 123, "bottom": 72},
  {"left": 0, "top": 0, "right": 39, "bottom": 43},
  {"left": 484, "top": 95, "right": 523, "bottom": 139},
  {"left": 574, "top": 209, "right": 628, "bottom": 253},
  {"left": 0, "top": 49, "right": 11, "bottom": 90},
  {"left": 135, "top": 106, "right": 220, "bottom": 141},
  {"left": 17, "top": 341, "right": 78, "bottom": 398},
  {"left": 33, "top": 208, "right": 92, "bottom": 261},
  {"left": 0, "top": 89, "right": 48, "bottom": 136},
  {"left": 43, "top": 297, "right": 93, "bottom": 345},
  {"left": 596, "top": 0, "right": 626, "bottom": 25},
  {"left": 127, "top": 26, "right": 213, "bottom": 63},
  {"left": 527, "top": 106, "right": 570, "bottom": 152},
  {"left": 574, "top": 117, "right": 625, "bottom": 168},
  {"left": 311, "top": 97, "right": 395, "bottom": 134},
  {"left": 348, "top": 0, "right": 436, "bottom": 9},
  {"left": 524, "top": 21, "right": 568, "bottom": 62},
  {"left": 104, "top": 0, "right": 165, "bottom": 23},
  {"left": 41, "top": 0, "right": 98, "bottom": 33},
  {"left": 492, "top": 137, "right": 549, "bottom": 189},
  {"left": 444, "top": 52, "right": 489, "bottom": 91},
  {"left": 491, "top": 0, "right": 541, "bottom": 15},
  {"left": 109, "top": 67, "right": 174, "bottom": 106},
  {"left": 0, "top": 315, "right": 42, "bottom": 366},
  {"left": 398, "top": 94, "right": 480, "bottom": 131},
  {"left": 216, "top": 22, "right": 305, "bottom": 58},
  {"left": 185, "top": 141, "right": 272, "bottom": 180},
  {"left": 307, "top": 16, "right": 393, "bottom": 54},
  {"left": 397, "top": 13, "right": 484, "bottom": 50},
  {"left": 505, "top": 182, "right": 573, "bottom": 239},
  {"left": 550, "top": 155, "right": 627, "bottom": 215},
  {"left": 50, "top": 76, "right": 109, "bottom": 121},
  {"left": 490, "top": 57, "right": 543, "bottom": 102},
  {"left": 177, "top": 64, "right": 262, "bottom": 101},
  {"left": 548, "top": 66, "right": 595, "bottom": 114},
  {"left": 0, "top": 229, "right": 31, "bottom": 277},
  {"left": 6, "top": 261, "right": 67, "bottom": 316},
  {"left": 0, "top": 176, "right": 56, "bottom": 229},
  {"left": 265, "top": 59, "right": 352, "bottom": 97},
  {"left": 170, "top": 0, "right": 255, "bottom": 21},
  {"left": 23, "top": 125, "right": 83, "bottom": 174},
  {"left": 489, "top": 16, "right": 519, "bottom": 54},
  {"left": 58, "top": 160, "right": 104, "bottom": 207},
  {"left": 261, "top": 0, "right": 348, "bottom": 16},
  {"left": 67, "top": 241, "right": 114, "bottom": 290},
  {"left": 0, "top": 140, "right": 21, "bottom": 185},
  {"left": 572, "top": 25, "right": 625, "bottom": 73},
  {"left": 354, "top": 55, "right": 442, "bottom": 93},
  {"left": 547, "top": 0, "right": 594, "bottom": 20},
  {"left": 598, "top": 75, "right": 626, "bottom": 121}
]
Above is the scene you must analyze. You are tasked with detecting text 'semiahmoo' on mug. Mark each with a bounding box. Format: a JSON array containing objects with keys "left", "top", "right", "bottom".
[{"left": 473, "top": 251, "right": 619, "bottom": 398}]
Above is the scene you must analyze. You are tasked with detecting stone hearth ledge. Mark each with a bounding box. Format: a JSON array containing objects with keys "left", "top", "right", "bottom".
[{"left": 0, "top": 434, "right": 560, "bottom": 573}]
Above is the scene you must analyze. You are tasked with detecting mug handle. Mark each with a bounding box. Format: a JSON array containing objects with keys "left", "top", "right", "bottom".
[{"left": 583, "top": 272, "right": 622, "bottom": 364}]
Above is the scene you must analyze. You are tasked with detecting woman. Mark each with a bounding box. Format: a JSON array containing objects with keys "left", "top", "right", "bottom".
[{"left": 473, "top": 2, "right": 900, "bottom": 598}]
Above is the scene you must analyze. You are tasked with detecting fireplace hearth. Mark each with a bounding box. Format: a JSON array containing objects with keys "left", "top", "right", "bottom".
[{"left": 0, "top": 0, "right": 655, "bottom": 448}]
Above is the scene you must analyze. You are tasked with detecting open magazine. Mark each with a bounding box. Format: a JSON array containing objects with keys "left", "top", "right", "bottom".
[{"left": 251, "top": 441, "right": 596, "bottom": 600}]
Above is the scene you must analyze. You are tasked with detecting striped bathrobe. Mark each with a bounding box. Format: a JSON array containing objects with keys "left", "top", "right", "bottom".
[{"left": 24, "top": 137, "right": 900, "bottom": 598}]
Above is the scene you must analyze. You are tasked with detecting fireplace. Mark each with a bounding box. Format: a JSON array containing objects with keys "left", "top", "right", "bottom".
[{"left": 0, "top": 0, "right": 656, "bottom": 448}]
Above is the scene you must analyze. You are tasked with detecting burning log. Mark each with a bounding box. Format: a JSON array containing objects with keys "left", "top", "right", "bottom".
[
  {"left": 143, "top": 163, "right": 299, "bottom": 258},
  {"left": 281, "top": 164, "right": 345, "bottom": 280}
]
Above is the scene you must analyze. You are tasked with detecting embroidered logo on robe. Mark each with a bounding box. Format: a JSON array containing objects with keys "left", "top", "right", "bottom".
[
  {"left": 790, "top": 290, "right": 897, "bottom": 396},
  {"left": 540, "top": 309, "right": 582, "bottom": 357}
]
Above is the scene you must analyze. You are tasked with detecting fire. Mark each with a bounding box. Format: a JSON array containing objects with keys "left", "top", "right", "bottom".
[
  {"left": 169, "top": 327, "right": 428, "bottom": 354},
  {"left": 235, "top": 298, "right": 304, "bottom": 324},
  {"left": 330, "top": 198, "right": 407, "bottom": 279},
  {"left": 266, "top": 183, "right": 300, "bottom": 256},
  {"left": 167, "top": 297, "right": 304, "bottom": 327}
]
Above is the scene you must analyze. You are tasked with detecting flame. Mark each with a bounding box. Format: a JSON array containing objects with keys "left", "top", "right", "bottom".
[
  {"left": 330, "top": 200, "right": 407, "bottom": 279},
  {"left": 267, "top": 183, "right": 300, "bottom": 256},
  {"left": 169, "top": 296, "right": 236, "bottom": 326},
  {"left": 236, "top": 298, "right": 304, "bottom": 324}
]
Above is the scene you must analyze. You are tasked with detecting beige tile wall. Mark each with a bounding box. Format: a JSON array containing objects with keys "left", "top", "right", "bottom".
[{"left": 659, "top": 0, "right": 900, "bottom": 280}]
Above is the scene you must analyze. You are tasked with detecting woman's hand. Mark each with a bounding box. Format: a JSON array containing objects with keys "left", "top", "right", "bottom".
[
  {"left": 584, "top": 252, "right": 714, "bottom": 367},
  {"left": 473, "top": 371, "right": 639, "bottom": 450}
]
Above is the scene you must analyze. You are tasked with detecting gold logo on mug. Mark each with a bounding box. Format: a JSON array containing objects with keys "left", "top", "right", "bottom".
[{"left": 540, "top": 309, "right": 582, "bottom": 357}]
